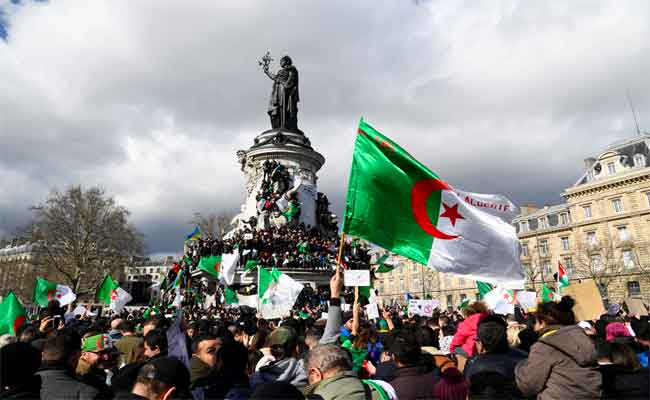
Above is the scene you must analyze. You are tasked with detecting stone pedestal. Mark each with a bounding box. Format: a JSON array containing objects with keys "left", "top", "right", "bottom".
[{"left": 234, "top": 128, "right": 325, "bottom": 230}]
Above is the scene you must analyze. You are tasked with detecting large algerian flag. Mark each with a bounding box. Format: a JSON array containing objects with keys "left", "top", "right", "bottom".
[
  {"left": 258, "top": 267, "right": 303, "bottom": 319},
  {"left": 343, "top": 119, "right": 524, "bottom": 288},
  {"left": 0, "top": 292, "right": 27, "bottom": 336},
  {"left": 96, "top": 275, "right": 132, "bottom": 313},
  {"left": 33, "top": 277, "right": 77, "bottom": 307},
  {"left": 375, "top": 254, "right": 398, "bottom": 273},
  {"left": 557, "top": 261, "right": 569, "bottom": 291},
  {"left": 199, "top": 255, "right": 222, "bottom": 278}
]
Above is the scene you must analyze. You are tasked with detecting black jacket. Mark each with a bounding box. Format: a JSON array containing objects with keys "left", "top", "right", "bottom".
[
  {"left": 600, "top": 364, "right": 650, "bottom": 400},
  {"left": 37, "top": 367, "right": 99, "bottom": 400},
  {"left": 464, "top": 348, "right": 528, "bottom": 381}
]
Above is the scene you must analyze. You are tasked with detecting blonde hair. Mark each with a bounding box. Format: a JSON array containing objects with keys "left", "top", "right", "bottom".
[
  {"left": 462, "top": 301, "right": 488, "bottom": 317},
  {"left": 506, "top": 324, "right": 524, "bottom": 347}
]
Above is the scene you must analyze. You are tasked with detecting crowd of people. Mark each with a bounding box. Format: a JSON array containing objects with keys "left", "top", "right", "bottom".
[{"left": 1, "top": 269, "right": 649, "bottom": 400}]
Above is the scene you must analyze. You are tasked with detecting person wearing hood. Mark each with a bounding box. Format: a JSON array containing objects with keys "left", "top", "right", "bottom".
[
  {"left": 250, "top": 326, "right": 307, "bottom": 389},
  {"left": 515, "top": 296, "right": 601, "bottom": 399}
]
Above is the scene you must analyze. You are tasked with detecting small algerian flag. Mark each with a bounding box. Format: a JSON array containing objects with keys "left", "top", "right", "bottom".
[
  {"left": 459, "top": 298, "right": 470, "bottom": 310},
  {"left": 483, "top": 286, "right": 516, "bottom": 315},
  {"left": 224, "top": 287, "right": 239, "bottom": 305},
  {"left": 96, "top": 276, "right": 132, "bottom": 313},
  {"left": 343, "top": 119, "right": 524, "bottom": 287},
  {"left": 375, "top": 254, "right": 397, "bottom": 273},
  {"left": 541, "top": 283, "right": 560, "bottom": 303},
  {"left": 199, "top": 255, "right": 222, "bottom": 278},
  {"left": 244, "top": 259, "right": 259, "bottom": 272},
  {"left": 476, "top": 281, "right": 494, "bottom": 299},
  {"left": 0, "top": 291, "right": 27, "bottom": 336},
  {"left": 32, "top": 277, "right": 77, "bottom": 307},
  {"left": 557, "top": 261, "right": 569, "bottom": 291},
  {"left": 219, "top": 252, "right": 240, "bottom": 286},
  {"left": 258, "top": 267, "right": 303, "bottom": 319}
]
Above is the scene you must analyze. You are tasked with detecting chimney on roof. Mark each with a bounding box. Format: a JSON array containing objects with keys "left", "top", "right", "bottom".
[{"left": 584, "top": 157, "right": 597, "bottom": 170}]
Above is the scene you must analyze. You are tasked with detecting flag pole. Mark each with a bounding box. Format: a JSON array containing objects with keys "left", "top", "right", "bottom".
[{"left": 336, "top": 233, "right": 346, "bottom": 274}]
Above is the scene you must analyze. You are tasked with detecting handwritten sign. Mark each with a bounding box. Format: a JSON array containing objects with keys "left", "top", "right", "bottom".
[
  {"left": 562, "top": 279, "right": 605, "bottom": 321},
  {"left": 344, "top": 270, "right": 370, "bottom": 287},
  {"left": 408, "top": 299, "right": 438, "bottom": 317}
]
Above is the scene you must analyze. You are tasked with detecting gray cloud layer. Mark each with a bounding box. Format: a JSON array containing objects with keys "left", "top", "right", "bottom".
[{"left": 1, "top": 0, "right": 650, "bottom": 254}]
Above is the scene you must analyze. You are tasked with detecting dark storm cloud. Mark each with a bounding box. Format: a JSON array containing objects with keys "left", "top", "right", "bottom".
[{"left": 1, "top": 0, "right": 650, "bottom": 253}]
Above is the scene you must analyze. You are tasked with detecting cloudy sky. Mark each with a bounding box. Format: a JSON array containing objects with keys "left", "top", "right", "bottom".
[{"left": 1, "top": 0, "right": 649, "bottom": 255}]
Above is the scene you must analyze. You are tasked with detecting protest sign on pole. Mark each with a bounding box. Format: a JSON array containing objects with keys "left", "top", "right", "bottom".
[
  {"left": 365, "top": 303, "right": 380, "bottom": 320},
  {"left": 408, "top": 299, "right": 438, "bottom": 317},
  {"left": 344, "top": 270, "right": 370, "bottom": 287}
]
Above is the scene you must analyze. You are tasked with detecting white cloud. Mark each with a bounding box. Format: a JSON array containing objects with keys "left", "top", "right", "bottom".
[{"left": 1, "top": 0, "right": 650, "bottom": 251}]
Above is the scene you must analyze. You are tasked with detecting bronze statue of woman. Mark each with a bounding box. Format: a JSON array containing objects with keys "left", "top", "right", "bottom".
[{"left": 261, "top": 54, "right": 300, "bottom": 131}]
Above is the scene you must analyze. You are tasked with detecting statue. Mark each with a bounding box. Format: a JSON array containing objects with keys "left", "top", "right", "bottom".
[{"left": 259, "top": 52, "right": 300, "bottom": 131}]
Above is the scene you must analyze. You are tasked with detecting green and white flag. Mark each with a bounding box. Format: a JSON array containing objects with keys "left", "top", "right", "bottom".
[
  {"left": 258, "top": 267, "right": 303, "bottom": 319},
  {"left": 219, "top": 252, "right": 240, "bottom": 286},
  {"left": 0, "top": 292, "right": 26, "bottom": 336},
  {"left": 96, "top": 275, "right": 132, "bottom": 313},
  {"left": 542, "top": 283, "right": 560, "bottom": 303},
  {"left": 224, "top": 287, "right": 239, "bottom": 305},
  {"left": 199, "top": 255, "right": 222, "bottom": 278},
  {"left": 476, "top": 281, "right": 494, "bottom": 299},
  {"left": 343, "top": 119, "right": 524, "bottom": 288},
  {"left": 224, "top": 287, "right": 257, "bottom": 308},
  {"left": 32, "top": 277, "right": 76, "bottom": 307},
  {"left": 483, "top": 286, "right": 516, "bottom": 315}
]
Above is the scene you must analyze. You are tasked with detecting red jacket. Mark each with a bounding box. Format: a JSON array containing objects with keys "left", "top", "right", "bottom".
[{"left": 450, "top": 313, "right": 487, "bottom": 357}]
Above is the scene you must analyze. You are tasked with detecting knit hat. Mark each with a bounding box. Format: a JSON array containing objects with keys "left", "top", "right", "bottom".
[
  {"left": 432, "top": 367, "right": 469, "bottom": 400},
  {"left": 139, "top": 357, "right": 191, "bottom": 392},
  {"left": 606, "top": 322, "right": 632, "bottom": 342},
  {"left": 267, "top": 327, "right": 296, "bottom": 347},
  {"left": 81, "top": 334, "right": 112, "bottom": 352}
]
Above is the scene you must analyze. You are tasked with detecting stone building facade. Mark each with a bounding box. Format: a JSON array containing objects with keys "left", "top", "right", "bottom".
[
  {"left": 514, "top": 134, "right": 650, "bottom": 305},
  {"left": 0, "top": 241, "right": 45, "bottom": 302}
]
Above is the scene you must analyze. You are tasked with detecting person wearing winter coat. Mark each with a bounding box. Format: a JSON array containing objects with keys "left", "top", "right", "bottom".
[
  {"left": 599, "top": 342, "right": 649, "bottom": 400},
  {"left": 450, "top": 301, "right": 488, "bottom": 370},
  {"left": 250, "top": 326, "right": 308, "bottom": 389},
  {"left": 515, "top": 296, "right": 601, "bottom": 400}
]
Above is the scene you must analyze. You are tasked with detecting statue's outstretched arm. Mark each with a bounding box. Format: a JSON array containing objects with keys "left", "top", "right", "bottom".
[{"left": 264, "top": 69, "right": 277, "bottom": 80}]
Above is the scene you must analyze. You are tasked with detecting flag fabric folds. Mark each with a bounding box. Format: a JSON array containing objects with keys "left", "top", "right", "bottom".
[
  {"left": 542, "top": 283, "right": 560, "bottom": 303},
  {"left": 483, "top": 287, "right": 516, "bottom": 315},
  {"left": 343, "top": 119, "right": 524, "bottom": 288},
  {"left": 185, "top": 227, "right": 201, "bottom": 241},
  {"left": 33, "top": 277, "right": 76, "bottom": 307},
  {"left": 258, "top": 267, "right": 303, "bottom": 319},
  {"left": 224, "top": 287, "right": 239, "bottom": 305},
  {"left": 199, "top": 255, "right": 222, "bottom": 278},
  {"left": 244, "top": 259, "right": 259, "bottom": 272},
  {"left": 557, "top": 261, "right": 569, "bottom": 291},
  {"left": 219, "top": 252, "right": 240, "bottom": 285},
  {"left": 476, "top": 281, "right": 494, "bottom": 299},
  {"left": 0, "top": 291, "right": 26, "bottom": 336},
  {"left": 96, "top": 275, "right": 132, "bottom": 313}
]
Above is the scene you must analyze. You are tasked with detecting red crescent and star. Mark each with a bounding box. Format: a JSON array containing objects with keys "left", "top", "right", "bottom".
[{"left": 411, "top": 178, "right": 464, "bottom": 240}]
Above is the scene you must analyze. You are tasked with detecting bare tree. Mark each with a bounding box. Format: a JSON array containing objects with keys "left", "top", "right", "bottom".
[
  {"left": 573, "top": 235, "right": 626, "bottom": 298},
  {"left": 522, "top": 261, "right": 544, "bottom": 291},
  {"left": 189, "top": 211, "right": 233, "bottom": 239},
  {"left": 27, "top": 186, "right": 143, "bottom": 296}
]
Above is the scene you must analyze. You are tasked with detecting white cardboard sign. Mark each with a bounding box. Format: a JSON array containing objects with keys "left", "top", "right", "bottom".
[
  {"left": 365, "top": 303, "right": 380, "bottom": 320},
  {"left": 344, "top": 270, "right": 370, "bottom": 287},
  {"left": 516, "top": 291, "right": 537, "bottom": 310},
  {"left": 408, "top": 299, "right": 438, "bottom": 317}
]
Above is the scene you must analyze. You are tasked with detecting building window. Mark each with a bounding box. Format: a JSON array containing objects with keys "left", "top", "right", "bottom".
[
  {"left": 538, "top": 240, "right": 548, "bottom": 256},
  {"left": 583, "top": 205, "right": 592, "bottom": 218},
  {"left": 520, "top": 221, "right": 528, "bottom": 232},
  {"left": 521, "top": 243, "right": 529, "bottom": 257},
  {"left": 447, "top": 295, "right": 453, "bottom": 311},
  {"left": 627, "top": 281, "right": 641, "bottom": 297},
  {"left": 560, "top": 213, "right": 569, "bottom": 225},
  {"left": 612, "top": 198, "right": 624, "bottom": 213},
  {"left": 564, "top": 257, "right": 575, "bottom": 276},
  {"left": 645, "top": 192, "right": 650, "bottom": 207},
  {"left": 475, "top": 292, "right": 481, "bottom": 301},
  {"left": 622, "top": 250, "right": 635, "bottom": 269},
  {"left": 412, "top": 263, "right": 417, "bottom": 272},
  {"left": 460, "top": 293, "right": 467, "bottom": 304},
  {"left": 617, "top": 226, "right": 629, "bottom": 241},
  {"left": 591, "top": 255, "right": 603, "bottom": 272},
  {"left": 458, "top": 277, "right": 465, "bottom": 288},
  {"left": 561, "top": 237, "right": 570, "bottom": 251},
  {"left": 539, "top": 218, "right": 548, "bottom": 230},
  {"left": 607, "top": 162, "right": 616, "bottom": 175},
  {"left": 634, "top": 154, "right": 645, "bottom": 168},
  {"left": 399, "top": 278, "right": 404, "bottom": 291},
  {"left": 543, "top": 260, "right": 552, "bottom": 276},
  {"left": 586, "top": 231, "right": 597, "bottom": 247}
]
